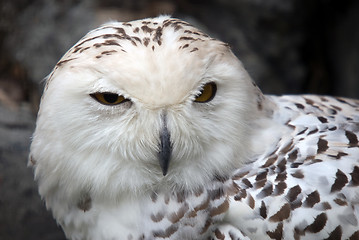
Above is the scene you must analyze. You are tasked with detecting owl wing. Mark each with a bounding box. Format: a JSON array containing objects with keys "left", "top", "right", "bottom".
[
  {"left": 208, "top": 223, "right": 251, "bottom": 240},
  {"left": 223, "top": 95, "right": 359, "bottom": 239}
]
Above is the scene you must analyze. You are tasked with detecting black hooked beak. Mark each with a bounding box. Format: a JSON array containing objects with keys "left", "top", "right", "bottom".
[{"left": 158, "top": 115, "right": 172, "bottom": 176}]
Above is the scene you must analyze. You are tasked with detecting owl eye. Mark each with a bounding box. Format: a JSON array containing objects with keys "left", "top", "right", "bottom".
[
  {"left": 194, "top": 82, "right": 217, "bottom": 103},
  {"left": 90, "top": 92, "right": 128, "bottom": 105}
]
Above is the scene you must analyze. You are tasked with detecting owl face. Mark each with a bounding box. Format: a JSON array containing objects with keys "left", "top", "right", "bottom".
[{"left": 30, "top": 16, "right": 257, "bottom": 200}]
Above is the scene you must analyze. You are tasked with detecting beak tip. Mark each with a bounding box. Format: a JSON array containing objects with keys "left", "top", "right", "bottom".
[{"left": 159, "top": 155, "right": 170, "bottom": 176}]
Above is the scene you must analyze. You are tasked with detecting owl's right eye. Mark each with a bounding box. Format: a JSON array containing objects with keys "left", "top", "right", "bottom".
[{"left": 90, "top": 93, "right": 129, "bottom": 105}]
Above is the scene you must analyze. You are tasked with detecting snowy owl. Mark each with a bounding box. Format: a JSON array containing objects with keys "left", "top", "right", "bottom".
[{"left": 29, "top": 16, "right": 359, "bottom": 240}]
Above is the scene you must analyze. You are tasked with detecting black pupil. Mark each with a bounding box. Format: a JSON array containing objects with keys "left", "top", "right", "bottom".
[
  {"left": 196, "top": 89, "right": 204, "bottom": 98},
  {"left": 103, "top": 93, "right": 118, "bottom": 103}
]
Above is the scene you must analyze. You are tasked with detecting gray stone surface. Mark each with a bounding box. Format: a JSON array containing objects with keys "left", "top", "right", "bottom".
[
  {"left": 0, "top": 104, "right": 66, "bottom": 240},
  {"left": 3, "top": 0, "right": 96, "bottom": 91}
]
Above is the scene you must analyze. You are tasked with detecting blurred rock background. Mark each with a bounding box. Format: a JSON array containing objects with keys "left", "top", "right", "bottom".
[{"left": 0, "top": 0, "right": 358, "bottom": 239}]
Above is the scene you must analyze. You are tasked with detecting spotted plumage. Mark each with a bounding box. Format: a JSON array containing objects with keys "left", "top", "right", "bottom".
[{"left": 29, "top": 16, "right": 359, "bottom": 240}]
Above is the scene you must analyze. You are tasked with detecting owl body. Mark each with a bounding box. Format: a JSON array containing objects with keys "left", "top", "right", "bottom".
[{"left": 30, "top": 16, "right": 359, "bottom": 239}]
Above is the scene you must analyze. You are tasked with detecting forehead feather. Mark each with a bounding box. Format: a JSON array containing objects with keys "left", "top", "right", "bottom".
[
  {"left": 48, "top": 16, "right": 230, "bottom": 106},
  {"left": 57, "top": 16, "right": 218, "bottom": 66}
]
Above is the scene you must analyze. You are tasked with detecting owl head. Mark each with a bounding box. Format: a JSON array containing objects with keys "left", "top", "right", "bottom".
[{"left": 30, "top": 16, "right": 262, "bottom": 203}]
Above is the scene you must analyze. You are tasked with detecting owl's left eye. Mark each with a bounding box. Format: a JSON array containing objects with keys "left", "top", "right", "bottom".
[
  {"left": 194, "top": 82, "right": 217, "bottom": 103},
  {"left": 90, "top": 93, "right": 128, "bottom": 105}
]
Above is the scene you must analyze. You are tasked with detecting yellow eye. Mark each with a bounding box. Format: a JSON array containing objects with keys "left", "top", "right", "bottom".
[
  {"left": 194, "top": 82, "right": 217, "bottom": 103},
  {"left": 90, "top": 92, "right": 128, "bottom": 105}
]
